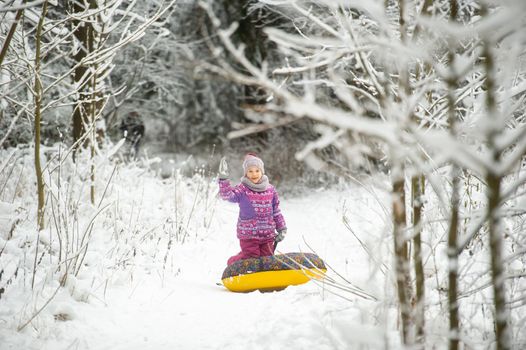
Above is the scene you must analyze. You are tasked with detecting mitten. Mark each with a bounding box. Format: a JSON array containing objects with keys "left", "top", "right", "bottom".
[
  {"left": 275, "top": 229, "right": 287, "bottom": 242},
  {"left": 218, "top": 156, "right": 229, "bottom": 180}
]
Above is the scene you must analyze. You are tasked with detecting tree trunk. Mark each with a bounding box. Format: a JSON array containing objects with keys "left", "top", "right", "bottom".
[
  {"left": 446, "top": 2, "right": 461, "bottom": 348},
  {"left": 393, "top": 173, "right": 413, "bottom": 345},
  {"left": 486, "top": 170, "right": 509, "bottom": 350},
  {"left": 482, "top": 16, "right": 510, "bottom": 349},
  {"left": 409, "top": 1, "right": 433, "bottom": 340},
  {"left": 89, "top": 68, "right": 99, "bottom": 205},
  {"left": 34, "top": 0, "right": 48, "bottom": 231},
  {"left": 31, "top": 0, "right": 48, "bottom": 292},
  {"left": 447, "top": 165, "right": 460, "bottom": 350},
  {"left": 71, "top": 0, "right": 98, "bottom": 156},
  {"left": 392, "top": 1, "right": 414, "bottom": 345},
  {"left": 0, "top": 2, "right": 26, "bottom": 68},
  {"left": 411, "top": 174, "right": 425, "bottom": 342}
]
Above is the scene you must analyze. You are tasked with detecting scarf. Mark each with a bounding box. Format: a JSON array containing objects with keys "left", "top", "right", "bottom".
[{"left": 241, "top": 175, "right": 269, "bottom": 192}]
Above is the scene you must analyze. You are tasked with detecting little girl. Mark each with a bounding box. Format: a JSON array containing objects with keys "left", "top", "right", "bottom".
[{"left": 218, "top": 153, "right": 287, "bottom": 265}]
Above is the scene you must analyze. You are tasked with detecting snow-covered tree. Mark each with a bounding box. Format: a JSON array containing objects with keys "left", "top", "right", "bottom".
[
  {"left": 199, "top": 0, "right": 526, "bottom": 348},
  {"left": 0, "top": 0, "right": 175, "bottom": 148}
]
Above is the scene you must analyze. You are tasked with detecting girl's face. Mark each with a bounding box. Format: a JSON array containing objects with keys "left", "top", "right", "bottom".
[{"left": 246, "top": 166, "right": 262, "bottom": 184}]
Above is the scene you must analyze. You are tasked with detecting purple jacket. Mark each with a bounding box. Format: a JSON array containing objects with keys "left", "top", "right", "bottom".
[{"left": 219, "top": 179, "right": 286, "bottom": 241}]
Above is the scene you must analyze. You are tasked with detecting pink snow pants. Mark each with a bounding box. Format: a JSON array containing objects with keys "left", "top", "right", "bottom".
[{"left": 227, "top": 239, "right": 274, "bottom": 265}]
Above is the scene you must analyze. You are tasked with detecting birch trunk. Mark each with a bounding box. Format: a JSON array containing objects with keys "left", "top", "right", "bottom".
[{"left": 71, "top": 0, "right": 98, "bottom": 156}]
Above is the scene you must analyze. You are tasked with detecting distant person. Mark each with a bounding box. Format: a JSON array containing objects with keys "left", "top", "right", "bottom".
[
  {"left": 217, "top": 153, "right": 287, "bottom": 266},
  {"left": 119, "top": 111, "right": 144, "bottom": 159}
]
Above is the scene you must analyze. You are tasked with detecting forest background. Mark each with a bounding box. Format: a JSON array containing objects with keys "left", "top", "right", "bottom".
[{"left": 1, "top": 0, "right": 526, "bottom": 349}]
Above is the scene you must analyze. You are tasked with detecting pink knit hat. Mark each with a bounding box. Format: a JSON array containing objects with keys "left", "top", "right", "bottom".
[{"left": 242, "top": 153, "right": 264, "bottom": 174}]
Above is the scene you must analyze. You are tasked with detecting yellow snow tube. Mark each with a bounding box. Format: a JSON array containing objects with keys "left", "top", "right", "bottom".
[{"left": 221, "top": 253, "right": 326, "bottom": 293}]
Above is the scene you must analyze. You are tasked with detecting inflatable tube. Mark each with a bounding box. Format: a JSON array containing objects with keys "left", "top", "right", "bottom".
[{"left": 221, "top": 252, "right": 326, "bottom": 293}]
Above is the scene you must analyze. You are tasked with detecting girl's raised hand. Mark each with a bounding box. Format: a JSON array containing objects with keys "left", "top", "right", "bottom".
[{"left": 218, "top": 156, "right": 229, "bottom": 179}]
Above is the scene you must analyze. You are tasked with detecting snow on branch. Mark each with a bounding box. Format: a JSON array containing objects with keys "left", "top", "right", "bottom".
[{"left": 0, "top": 0, "right": 46, "bottom": 13}]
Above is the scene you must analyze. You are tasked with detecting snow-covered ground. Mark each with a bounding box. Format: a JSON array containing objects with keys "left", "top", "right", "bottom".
[
  {"left": 0, "top": 151, "right": 399, "bottom": 350},
  {"left": 4, "top": 147, "right": 524, "bottom": 349}
]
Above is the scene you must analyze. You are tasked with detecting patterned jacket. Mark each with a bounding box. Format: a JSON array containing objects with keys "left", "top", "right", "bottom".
[{"left": 218, "top": 179, "right": 286, "bottom": 241}]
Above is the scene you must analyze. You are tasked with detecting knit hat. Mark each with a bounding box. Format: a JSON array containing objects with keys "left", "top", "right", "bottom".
[{"left": 242, "top": 153, "right": 265, "bottom": 174}]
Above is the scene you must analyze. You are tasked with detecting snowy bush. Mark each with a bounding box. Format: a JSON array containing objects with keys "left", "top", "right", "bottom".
[{"left": 0, "top": 145, "right": 218, "bottom": 334}]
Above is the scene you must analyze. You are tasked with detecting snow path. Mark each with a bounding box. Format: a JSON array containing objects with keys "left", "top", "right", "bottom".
[{"left": 2, "top": 186, "right": 393, "bottom": 350}]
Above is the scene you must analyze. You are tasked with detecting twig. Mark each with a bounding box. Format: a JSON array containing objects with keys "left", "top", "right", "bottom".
[{"left": 17, "top": 282, "right": 61, "bottom": 331}]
